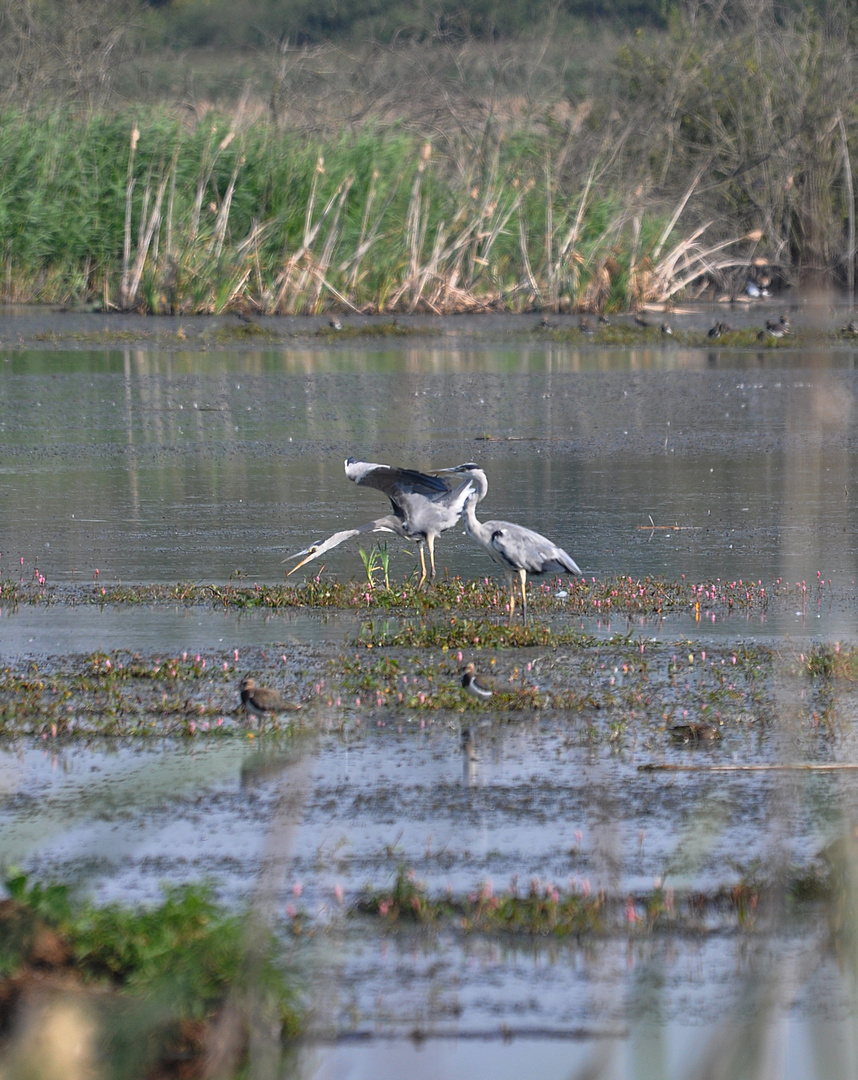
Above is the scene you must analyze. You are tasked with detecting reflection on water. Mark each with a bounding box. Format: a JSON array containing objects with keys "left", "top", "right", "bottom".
[
  {"left": 4, "top": 331, "right": 858, "bottom": 1078},
  {"left": 1, "top": 342, "right": 858, "bottom": 590},
  {"left": 0, "top": 603, "right": 364, "bottom": 658},
  {"left": 4, "top": 726, "right": 858, "bottom": 1078}
]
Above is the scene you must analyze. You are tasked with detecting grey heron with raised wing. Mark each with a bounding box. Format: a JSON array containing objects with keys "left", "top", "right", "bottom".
[{"left": 285, "top": 457, "right": 474, "bottom": 586}]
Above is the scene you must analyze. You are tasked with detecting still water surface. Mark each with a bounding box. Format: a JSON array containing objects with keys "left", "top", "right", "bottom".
[
  {"left": 3, "top": 340, "right": 858, "bottom": 591},
  {"left": 3, "top": 327, "right": 858, "bottom": 1077}
]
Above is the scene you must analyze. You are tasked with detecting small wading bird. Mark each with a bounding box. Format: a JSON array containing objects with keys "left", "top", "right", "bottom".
[
  {"left": 460, "top": 661, "right": 497, "bottom": 700},
  {"left": 239, "top": 676, "right": 301, "bottom": 723},
  {"left": 669, "top": 721, "right": 721, "bottom": 743},
  {"left": 765, "top": 316, "right": 789, "bottom": 336},
  {"left": 286, "top": 458, "right": 474, "bottom": 587},
  {"left": 745, "top": 278, "right": 770, "bottom": 298},
  {"left": 438, "top": 463, "right": 581, "bottom": 624}
]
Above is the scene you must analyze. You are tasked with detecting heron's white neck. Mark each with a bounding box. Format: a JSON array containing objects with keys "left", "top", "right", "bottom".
[
  {"left": 468, "top": 469, "right": 488, "bottom": 502},
  {"left": 463, "top": 495, "right": 481, "bottom": 535}
]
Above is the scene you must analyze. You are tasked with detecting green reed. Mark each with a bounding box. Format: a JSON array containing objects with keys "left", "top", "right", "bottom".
[{"left": 0, "top": 106, "right": 754, "bottom": 314}]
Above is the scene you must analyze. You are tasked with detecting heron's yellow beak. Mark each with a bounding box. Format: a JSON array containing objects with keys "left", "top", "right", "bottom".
[{"left": 283, "top": 546, "right": 318, "bottom": 576}]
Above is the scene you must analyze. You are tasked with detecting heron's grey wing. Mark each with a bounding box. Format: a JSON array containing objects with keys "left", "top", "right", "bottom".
[
  {"left": 489, "top": 523, "right": 582, "bottom": 576},
  {"left": 346, "top": 459, "right": 451, "bottom": 499}
]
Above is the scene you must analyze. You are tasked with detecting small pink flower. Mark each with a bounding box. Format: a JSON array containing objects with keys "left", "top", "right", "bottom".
[
  {"left": 379, "top": 900, "right": 390, "bottom": 917},
  {"left": 292, "top": 882, "right": 303, "bottom": 898}
]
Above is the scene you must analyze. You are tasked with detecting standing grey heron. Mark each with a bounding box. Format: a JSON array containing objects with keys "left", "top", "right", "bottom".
[
  {"left": 285, "top": 458, "right": 474, "bottom": 586},
  {"left": 439, "top": 463, "right": 580, "bottom": 624}
]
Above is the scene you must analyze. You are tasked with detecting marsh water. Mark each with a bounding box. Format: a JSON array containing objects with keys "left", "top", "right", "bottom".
[{"left": 4, "top": 307, "right": 858, "bottom": 1078}]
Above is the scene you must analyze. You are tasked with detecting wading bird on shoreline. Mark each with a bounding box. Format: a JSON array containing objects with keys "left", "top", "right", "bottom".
[
  {"left": 460, "top": 661, "right": 497, "bottom": 700},
  {"left": 239, "top": 676, "right": 300, "bottom": 723},
  {"left": 286, "top": 458, "right": 474, "bottom": 587},
  {"left": 437, "top": 463, "right": 581, "bottom": 624}
]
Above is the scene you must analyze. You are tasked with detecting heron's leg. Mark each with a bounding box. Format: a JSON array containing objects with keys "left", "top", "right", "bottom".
[
  {"left": 416, "top": 543, "right": 428, "bottom": 588},
  {"left": 518, "top": 569, "right": 528, "bottom": 625},
  {"left": 426, "top": 535, "right": 437, "bottom": 581}
]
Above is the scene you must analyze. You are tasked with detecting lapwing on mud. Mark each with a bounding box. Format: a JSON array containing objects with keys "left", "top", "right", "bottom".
[
  {"left": 460, "top": 662, "right": 497, "bottom": 700},
  {"left": 669, "top": 721, "right": 721, "bottom": 743},
  {"left": 239, "top": 676, "right": 301, "bottom": 723}
]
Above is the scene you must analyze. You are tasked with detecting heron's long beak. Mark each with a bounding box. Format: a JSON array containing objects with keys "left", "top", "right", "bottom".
[{"left": 283, "top": 546, "right": 319, "bottom": 576}]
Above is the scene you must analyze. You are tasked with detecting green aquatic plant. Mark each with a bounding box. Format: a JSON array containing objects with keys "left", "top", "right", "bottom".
[
  {"left": 355, "top": 616, "right": 601, "bottom": 650},
  {"left": 358, "top": 541, "right": 391, "bottom": 590},
  {"left": 0, "top": 573, "right": 788, "bottom": 621},
  {"left": 358, "top": 862, "right": 847, "bottom": 940},
  {"left": 0, "top": 873, "right": 303, "bottom": 1077}
]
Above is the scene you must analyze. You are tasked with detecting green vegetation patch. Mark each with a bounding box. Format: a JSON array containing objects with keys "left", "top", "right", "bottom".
[
  {"left": 0, "top": 873, "right": 302, "bottom": 1077},
  {"left": 358, "top": 866, "right": 604, "bottom": 936},
  {"left": 354, "top": 617, "right": 601, "bottom": 650},
  {"left": 358, "top": 861, "right": 841, "bottom": 938},
  {"left": 803, "top": 644, "right": 858, "bottom": 681},
  {"left": 0, "top": 573, "right": 778, "bottom": 620}
]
